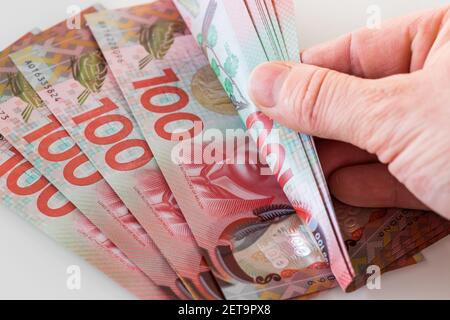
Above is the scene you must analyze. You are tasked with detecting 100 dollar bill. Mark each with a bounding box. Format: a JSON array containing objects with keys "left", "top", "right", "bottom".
[
  {"left": 10, "top": 12, "right": 221, "bottom": 300},
  {"left": 89, "top": 1, "right": 447, "bottom": 297},
  {"left": 0, "top": 12, "right": 189, "bottom": 300},
  {"left": 87, "top": 1, "right": 336, "bottom": 300},
  {"left": 0, "top": 136, "right": 168, "bottom": 299},
  {"left": 173, "top": 0, "right": 355, "bottom": 288},
  {"left": 0, "top": 32, "right": 166, "bottom": 300}
]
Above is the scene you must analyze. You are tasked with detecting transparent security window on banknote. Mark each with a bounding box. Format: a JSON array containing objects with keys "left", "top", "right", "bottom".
[
  {"left": 8, "top": 5, "right": 222, "bottom": 300},
  {"left": 86, "top": 0, "right": 450, "bottom": 300},
  {"left": 0, "top": 0, "right": 448, "bottom": 301},
  {"left": 172, "top": 0, "right": 449, "bottom": 291}
]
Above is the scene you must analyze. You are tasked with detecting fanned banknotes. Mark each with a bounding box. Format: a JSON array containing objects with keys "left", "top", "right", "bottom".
[
  {"left": 9, "top": 9, "right": 221, "bottom": 300},
  {"left": 86, "top": 1, "right": 339, "bottom": 299},
  {"left": 0, "top": 8, "right": 190, "bottom": 300},
  {"left": 0, "top": 137, "right": 169, "bottom": 299},
  {"left": 171, "top": 0, "right": 354, "bottom": 288},
  {"left": 87, "top": 0, "right": 448, "bottom": 297},
  {"left": 171, "top": 0, "right": 450, "bottom": 289},
  {"left": 334, "top": 201, "right": 449, "bottom": 289},
  {"left": 0, "top": 0, "right": 447, "bottom": 300},
  {"left": 0, "top": 32, "right": 167, "bottom": 300}
]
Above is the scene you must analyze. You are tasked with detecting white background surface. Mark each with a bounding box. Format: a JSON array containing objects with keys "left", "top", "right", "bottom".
[{"left": 0, "top": 0, "right": 449, "bottom": 300}]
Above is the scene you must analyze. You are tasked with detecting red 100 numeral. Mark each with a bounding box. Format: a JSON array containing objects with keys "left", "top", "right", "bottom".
[
  {"left": 133, "top": 68, "right": 203, "bottom": 141},
  {"left": 246, "top": 112, "right": 293, "bottom": 189},
  {"left": 23, "top": 115, "right": 102, "bottom": 186},
  {"left": 0, "top": 147, "right": 74, "bottom": 217},
  {"left": 72, "top": 98, "right": 153, "bottom": 171}
]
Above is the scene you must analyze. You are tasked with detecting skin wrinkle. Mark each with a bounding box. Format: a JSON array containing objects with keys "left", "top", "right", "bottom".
[
  {"left": 427, "top": 37, "right": 450, "bottom": 68},
  {"left": 301, "top": 68, "right": 329, "bottom": 133},
  {"left": 412, "top": 9, "right": 445, "bottom": 70},
  {"left": 407, "top": 30, "right": 415, "bottom": 73},
  {"left": 389, "top": 75, "right": 449, "bottom": 182},
  {"left": 331, "top": 73, "right": 361, "bottom": 143},
  {"left": 365, "top": 81, "right": 440, "bottom": 204},
  {"left": 384, "top": 119, "right": 423, "bottom": 166},
  {"left": 249, "top": 6, "right": 450, "bottom": 217},
  {"left": 424, "top": 8, "right": 449, "bottom": 64},
  {"left": 289, "top": 68, "right": 308, "bottom": 130},
  {"left": 352, "top": 81, "right": 395, "bottom": 152},
  {"left": 359, "top": 73, "right": 419, "bottom": 157},
  {"left": 348, "top": 33, "right": 362, "bottom": 77},
  {"left": 390, "top": 128, "right": 446, "bottom": 203},
  {"left": 408, "top": 15, "right": 420, "bottom": 72},
  {"left": 369, "top": 89, "right": 421, "bottom": 163}
]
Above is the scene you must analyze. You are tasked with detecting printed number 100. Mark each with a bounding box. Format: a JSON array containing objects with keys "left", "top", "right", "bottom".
[{"left": 133, "top": 68, "right": 204, "bottom": 141}]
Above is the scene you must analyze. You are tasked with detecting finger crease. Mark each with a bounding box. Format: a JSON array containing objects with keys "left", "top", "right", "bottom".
[
  {"left": 348, "top": 32, "right": 364, "bottom": 77},
  {"left": 302, "top": 69, "right": 330, "bottom": 130}
]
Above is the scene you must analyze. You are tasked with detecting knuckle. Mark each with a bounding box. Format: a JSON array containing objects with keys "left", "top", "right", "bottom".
[
  {"left": 361, "top": 77, "right": 411, "bottom": 154},
  {"left": 288, "top": 67, "right": 334, "bottom": 133}
]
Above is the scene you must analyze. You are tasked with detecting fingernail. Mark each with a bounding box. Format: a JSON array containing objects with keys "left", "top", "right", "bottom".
[{"left": 248, "top": 62, "right": 291, "bottom": 108}]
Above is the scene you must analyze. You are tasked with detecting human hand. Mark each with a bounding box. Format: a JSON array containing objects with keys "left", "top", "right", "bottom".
[{"left": 248, "top": 6, "right": 450, "bottom": 219}]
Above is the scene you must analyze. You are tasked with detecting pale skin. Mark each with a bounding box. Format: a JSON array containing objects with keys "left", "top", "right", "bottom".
[{"left": 248, "top": 6, "right": 450, "bottom": 220}]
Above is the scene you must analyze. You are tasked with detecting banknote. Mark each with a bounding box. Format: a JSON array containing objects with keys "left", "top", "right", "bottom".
[
  {"left": 384, "top": 254, "right": 424, "bottom": 273},
  {"left": 380, "top": 214, "right": 446, "bottom": 262},
  {"left": 348, "top": 229, "right": 448, "bottom": 291},
  {"left": 291, "top": 205, "right": 436, "bottom": 294},
  {"left": 0, "top": 32, "right": 171, "bottom": 300},
  {"left": 9, "top": 11, "right": 222, "bottom": 300},
  {"left": 86, "top": 0, "right": 443, "bottom": 299},
  {"left": 172, "top": 0, "right": 450, "bottom": 290},
  {"left": 0, "top": 135, "right": 173, "bottom": 299},
  {"left": 87, "top": 2, "right": 336, "bottom": 300},
  {"left": 334, "top": 201, "right": 449, "bottom": 290},
  {"left": 0, "top": 15, "right": 190, "bottom": 300},
  {"left": 0, "top": 0, "right": 446, "bottom": 301},
  {"left": 335, "top": 202, "right": 441, "bottom": 262},
  {"left": 378, "top": 216, "right": 449, "bottom": 264},
  {"left": 173, "top": 0, "right": 355, "bottom": 288}
]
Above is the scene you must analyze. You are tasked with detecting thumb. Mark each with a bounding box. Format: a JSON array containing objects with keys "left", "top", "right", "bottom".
[{"left": 248, "top": 61, "right": 408, "bottom": 151}]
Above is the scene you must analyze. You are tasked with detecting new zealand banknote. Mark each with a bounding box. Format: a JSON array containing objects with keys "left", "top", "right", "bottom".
[
  {"left": 173, "top": 0, "right": 354, "bottom": 288},
  {"left": 87, "top": 2, "right": 337, "bottom": 300},
  {"left": 0, "top": 135, "right": 169, "bottom": 299},
  {"left": 9, "top": 11, "right": 222, "bottom": 300},
  {"left": 0, "top": 1, "right": 442, "bottom": 298},
  {"left": 334, "top": 201, "right": 449, "bottom": 290},
  {"left": 0, "top": 32, "right": 168, "bottom": 300},
  {"left": 88, "top": 0, "right": 448, "bottom": 297},
  {"left": 0, "top": 12, "right": 190, "bottom": 300},
  {"left": 172, "top": 0, "right": 450, "bottom": 289}
]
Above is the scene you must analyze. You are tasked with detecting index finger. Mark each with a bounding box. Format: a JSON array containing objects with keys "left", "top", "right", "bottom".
[{"left": 301, "top": 5, "right": 450, "bottom": 78}]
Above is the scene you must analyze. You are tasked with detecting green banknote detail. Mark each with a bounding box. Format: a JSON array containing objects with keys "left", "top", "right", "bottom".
[{"left": 9, "top": 14, "right": 222, "bottom": 300}]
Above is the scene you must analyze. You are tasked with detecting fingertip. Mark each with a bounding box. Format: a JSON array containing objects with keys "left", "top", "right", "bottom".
[
  {"left": 328, "top": 168, "right": 357, "bottom": 205},
  {"left": 328, "top": 163, "right": 428, "bottom": 210},
  {"left": 300, "top": 34, "right": 352, "bottom": 73},
  {"left": 248, "top": 62, "right": 292, "bottom": 109}
]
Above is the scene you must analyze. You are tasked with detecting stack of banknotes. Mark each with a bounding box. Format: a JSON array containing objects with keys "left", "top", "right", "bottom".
[{"left": 0, "top": 0, "right": 448, "bottom": 300}]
